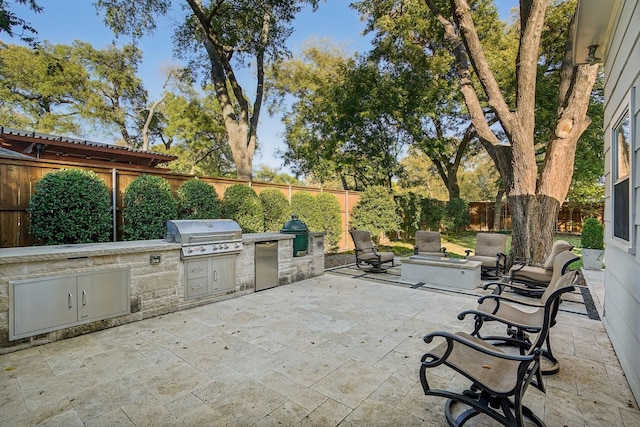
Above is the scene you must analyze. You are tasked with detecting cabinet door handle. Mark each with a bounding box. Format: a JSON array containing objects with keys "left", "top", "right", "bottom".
[
  {"left": 213, "top": 270, "right": 218, "bottom": 281},
  {"left": 82, "top": 290, "right": 87, "bottom": 306},
  {"left": 68, "top": 293, "right": 73, "bottom": 308}
]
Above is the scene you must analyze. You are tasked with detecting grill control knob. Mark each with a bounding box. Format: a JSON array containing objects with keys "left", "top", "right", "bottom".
[
  {"left": 187, "top": 248, "right": 193, "bottom": 253},
  {"left": 200, "top": 247, "right": 206, "bottom": 252}
]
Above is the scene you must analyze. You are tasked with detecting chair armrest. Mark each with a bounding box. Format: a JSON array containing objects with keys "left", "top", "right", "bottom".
[
  {"left": 457, "top": 309, "right": 544, "bottom": 331},
  {"left": 414, "top": 246, "right": 419, "bottom": 255},
  {"left": 422, "top": 331, "right": 539, "bottom": 365},
  {"left": 465, "top": 249, "right": 473, "bottom": 256},
  {"left": 441, "top": 247, "right": 447, "bottom": 256},
  {"left": 477, "top": 293, "right": 545, "bottom": 309}
]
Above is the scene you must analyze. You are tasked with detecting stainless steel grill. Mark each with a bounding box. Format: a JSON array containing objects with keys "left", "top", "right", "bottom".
[{"left": 165, "top": 219, "right": 243, "bottom": 258}]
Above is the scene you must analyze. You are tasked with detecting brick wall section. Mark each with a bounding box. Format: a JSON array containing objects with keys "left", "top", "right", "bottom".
[{"left": 0, "top": 233, "right": 324, "bottom": 353}]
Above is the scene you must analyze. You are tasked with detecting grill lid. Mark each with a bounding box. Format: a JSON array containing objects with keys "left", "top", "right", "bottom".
[{"left": 165, "top": 219, "right": 242, "bottom": 244}]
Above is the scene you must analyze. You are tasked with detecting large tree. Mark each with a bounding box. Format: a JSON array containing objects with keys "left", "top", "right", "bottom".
[
  {"left": 0, "top": 41, "right": 147, "bottom": 144},
  {"left": 420, "top": 0, "right": 598, "bottom": 259},
  {"left": 0, "top": 0, "right": 41, "bottom": 45},
  {"left": 95, "top": 0, "right": 318, "bottom": 180}
]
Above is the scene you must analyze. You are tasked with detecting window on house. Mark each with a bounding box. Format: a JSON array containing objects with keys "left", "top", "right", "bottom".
[{"left": 613, "top": 113, "right": 630, "bottom": 241}]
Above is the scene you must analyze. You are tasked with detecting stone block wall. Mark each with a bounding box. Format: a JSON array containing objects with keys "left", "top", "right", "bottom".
[{"left": 0, "top": 232, "right": 324, "bottom": 353}]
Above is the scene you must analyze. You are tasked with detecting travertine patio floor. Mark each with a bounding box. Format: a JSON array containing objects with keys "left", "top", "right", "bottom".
[{"left": 1, "top": 267, "right": 638, "bottom": 426}]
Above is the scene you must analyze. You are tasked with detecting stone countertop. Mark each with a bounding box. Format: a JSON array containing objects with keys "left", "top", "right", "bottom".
[
  {"left": 0, "top": 232, "right": 325, "bottom": 264},
  {"left": 0, "top": 240, "right": 182, "bottom": 264}
]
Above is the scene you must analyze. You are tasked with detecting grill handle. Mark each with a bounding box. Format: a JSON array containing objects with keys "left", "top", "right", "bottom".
[{"left": 186, "top": 233, "right": 238, "bottom": 243}]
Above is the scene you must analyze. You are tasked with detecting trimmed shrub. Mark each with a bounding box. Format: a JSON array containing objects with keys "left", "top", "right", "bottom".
[
  {"left": 581, "top": 217, "right": 604, "bottom": 249},
  {"left": 290, "top": 191, "right": 318, "bottom": 227},
  {"left": 222, "top": 184, "right": 264, "bottom": 233},
  {"left": 177, "top": 178, "right": 221, "bottom": 219},
  {"left": 28, "top": 169, "right": 112, "bottom": 245},
  {"left": 259, "top": 188, "right": 291, "bottom": 232},
  {"left": 443, "top": 198, "right": 469, "bottom": 232},
  {"left": 349, "top": 186, "right": 400, "bottom": 243},
  {"left": 122, "top": 174, "right": 178, "bottom": 240},
  {"left": 396, "top": 191, "right": 422, "bottom": 238},
  {"left": 420, "top": 197, "right": 446, "bottom": 231},
  {"left": 315, "top": 192, "right": 343, "bottom": 252}
]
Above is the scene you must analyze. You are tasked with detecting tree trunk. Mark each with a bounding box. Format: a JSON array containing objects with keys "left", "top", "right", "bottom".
[{"left": 493, "top": 188, "right": 504, "bottom": 231}]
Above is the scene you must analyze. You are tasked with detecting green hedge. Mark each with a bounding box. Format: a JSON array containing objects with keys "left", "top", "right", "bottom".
[
  {"left": 122, "top": 174, "right": 178, "bottom": 240},
  {"left": 315, "top": 193, "right": 342, "bottom": 252},
  {"left": 222, "top": 184, "right": 264, "bottom": 233},
  {"left": 259, "top": 188, "right": 291, "bottom": 232},
  {"left": 581, "top": 217, "right": 604, "bottom": 249},
  {"left": 177, "top": 178, "right": 221, "bottom": 219},
  {"left": 28, "top": 169, "right": 112, "bottom": 245},
  {"left": 350, "top": 186, "right": 400, "bottom": 243}
]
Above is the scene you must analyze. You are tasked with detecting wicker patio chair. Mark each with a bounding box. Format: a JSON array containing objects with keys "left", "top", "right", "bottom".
[
  {"left": 465, "top": 233, "right": 508, "bottom": 279},
  {"left": 419, "top": 267, "right": 578, "bottom": 426},
  {"left": 349, "top": 229, "right": 395, "bottom": 273},
  {"left": 413, "top": 230, "right": 447, "bottom": 257}
]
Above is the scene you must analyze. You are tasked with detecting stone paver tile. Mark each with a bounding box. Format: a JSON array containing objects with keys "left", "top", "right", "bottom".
[
  {"left": 120, "top": 393, "right": 176, "bottom": 427},
  {"left": 256, "top": 370, "right": 328, "bottom": 412},
  {"left": 339, "top": 399, "right": 424, "bottom": 426},
  {"left": 273, "top": 347, "right": 345, "bottom": 388},
  {"left": 1, "top": 395, "right": 80, "bottom": 427},
  {"left": 83, "top": 408, "right": 135, "bottom": 427},
  {"left": 296, "top": 398, "right": 352, "bottom": 426},
  {"left": 621, "top": 406, "right": 640, "bottom": 427},
  {"left": 0, "top": 377, "right": 27, "bottom": 422},
  {"left": 67, "top": 375, "right": 150, "bottom": 422},
  {"left": 80, "top": 346, "right": 155, "bottom": 384},
  {"left": 138, "top": 358, "right": 214, "bottom": 404},
  {"left": 199, "top": 380, "right": 288, "bottom": 425},
  {"left": 254, "top": 400, "right": 311, "bottom": 426},
  {"left": 312, "top": 360, "right": 391, "bottom": 409}
]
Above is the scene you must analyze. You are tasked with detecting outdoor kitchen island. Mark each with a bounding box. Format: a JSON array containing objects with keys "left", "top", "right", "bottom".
[{"left": 0, "top": 231, "right": 324, "bottom": 353}]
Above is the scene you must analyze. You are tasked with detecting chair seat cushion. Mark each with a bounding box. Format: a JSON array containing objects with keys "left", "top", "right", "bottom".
[
  {"left": 429, "top": 332, "right": 520, "bottom": 395},
  {"left": 468, "top": 255, "right": 502, "bottom": 268},
  {"left": 358, "top": 252, "right": 394, "bottom": 263},
  {"left": 510, "top": 265, "right": 552, "bottom": 284}
]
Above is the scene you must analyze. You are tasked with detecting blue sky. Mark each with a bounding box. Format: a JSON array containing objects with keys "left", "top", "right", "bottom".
[{"left": 1, "top": 0, "right": 516, "bottom": 173}]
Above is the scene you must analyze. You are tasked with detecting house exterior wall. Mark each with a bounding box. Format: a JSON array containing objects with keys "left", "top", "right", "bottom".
[{"left": 602, "top": 0, "right": 640, "bottom": 404}]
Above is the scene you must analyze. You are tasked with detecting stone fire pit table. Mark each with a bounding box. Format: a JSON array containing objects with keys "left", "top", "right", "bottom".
[{"left": 400, "top": 255, "right": 482, "bottom": 290}]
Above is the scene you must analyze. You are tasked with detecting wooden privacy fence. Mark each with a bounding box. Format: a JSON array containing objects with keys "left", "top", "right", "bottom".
[
  {"left": 1, "top": 156, "right": 604, "bottom": 250},
  {"left": 0, "top": 156, "right": 361, "bottom": 250},
  {"left": 467, "top": 201, "right": 604, "bottom": 233}
]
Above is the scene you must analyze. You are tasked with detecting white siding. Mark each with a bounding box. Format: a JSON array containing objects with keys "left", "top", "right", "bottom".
[{"left": 602, "top": 0, "right": 640, "bottom": 405}]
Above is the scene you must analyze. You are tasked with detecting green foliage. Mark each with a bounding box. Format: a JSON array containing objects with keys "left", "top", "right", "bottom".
[
  {"left": 0, "top": 41, "right": 147, "bottom": 145},
  {"left": 28, "top": 169, "right": 112, "bottom": 245},
  {"left": 581, "top": 218, "right": 604, "bottom": 249},
  {"left": 160, "top": 87, "right": 234, "bottom": 176},
  {"left": 0, "top": 0, "right": 42, "bottom": 45},
  {"left": 259, "top": 189, "right": 291, "bottom": 232},
  {"left": 395, "top": 191, "right": 422, "bottom": 238},
  {"left": 177, "top": 178, "right": 221, "bottom": 219},
  {"left": 315, "top": 193, "right": 343, "bottom": 252},
  {"left": 444, "top": 198, "right": 469, "bottom": 232},
  {"left": 122, "top": 174, "right": 178, "bottom": 240},
  {"left": 420, "top": 197, "right": 446, "bottom": 231},
  {"left": 350, "top": 186, "right": 400, "bottom": 243},
  {"left": 290, "top": 191, "right": 318, "bottom": 227},
  {"left": 222, "top": 184, "right": 264, "bottom": 233}
]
